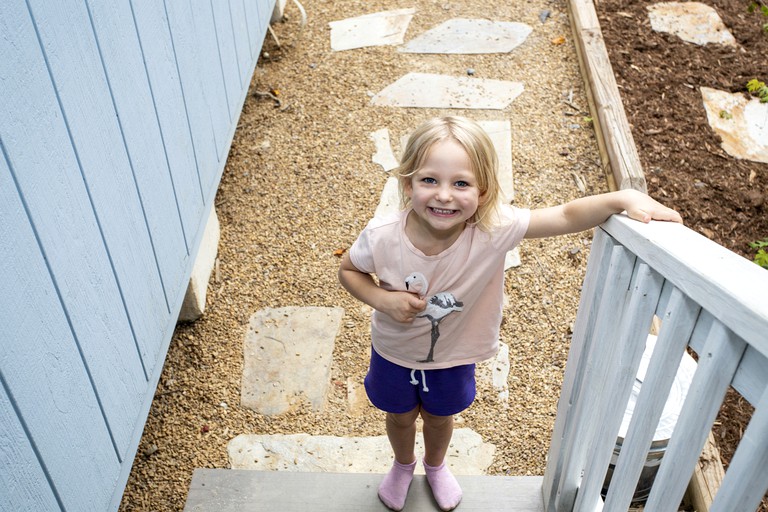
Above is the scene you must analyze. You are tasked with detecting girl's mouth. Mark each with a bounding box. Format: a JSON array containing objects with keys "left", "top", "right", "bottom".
[{"left": 429, "top": 207, "right": 458, "bottom": 216}]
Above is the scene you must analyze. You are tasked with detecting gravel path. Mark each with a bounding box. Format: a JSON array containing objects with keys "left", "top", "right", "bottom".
[{"left": 120, "top": 1, "right": 606, "bottom": 510}]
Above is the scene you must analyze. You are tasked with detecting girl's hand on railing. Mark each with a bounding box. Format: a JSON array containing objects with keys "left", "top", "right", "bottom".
[{"left": 621, "top": 189, "right": 683, "bottom": 224}]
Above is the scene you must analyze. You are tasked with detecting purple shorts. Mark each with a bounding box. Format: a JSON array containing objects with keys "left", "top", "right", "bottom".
[{"left": 364, "top": 346, "right": 476, "bottom": 417}]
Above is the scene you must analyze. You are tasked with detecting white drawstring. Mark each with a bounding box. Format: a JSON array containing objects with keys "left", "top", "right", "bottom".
[{"left": 409, "top": 369, "right": 429, "bottom": 392}]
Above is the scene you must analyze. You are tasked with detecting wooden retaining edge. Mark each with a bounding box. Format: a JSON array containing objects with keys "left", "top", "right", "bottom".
[
  {"left": 566, "top": 0, "right": 646, "bottom": 193},
  {"left": 567, "top": 2, "right": 725, "bottom": 510}
]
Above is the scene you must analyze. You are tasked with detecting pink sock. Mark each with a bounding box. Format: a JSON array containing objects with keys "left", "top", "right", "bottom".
[
  {"left": 378, "top": 459, "right": 416, "bottom": 511},
  {"left": 424, "top": 459, "right": 463, "bottom": 511}
]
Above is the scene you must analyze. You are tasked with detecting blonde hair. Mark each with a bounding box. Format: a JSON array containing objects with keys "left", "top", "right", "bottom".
[{"left": 395, "top": 116, "right": 502, "bottom": 232}]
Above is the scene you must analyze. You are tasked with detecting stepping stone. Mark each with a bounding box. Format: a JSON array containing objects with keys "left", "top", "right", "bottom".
[
  {"left": 370, "top": 128, "right": 399, "bottom": 172},
  {"left": 476, "top": 341, "right": 510, "bottom": 407},
  {"left": 371, "top": 73, "right": 524, "bottom": 110},
  {"left": 329, "top": 8, "right": 415, "bottom": 51},
  {"left": 228, "top": 428, "right": 495, "bottom": 475},
  {"left": 241, "top": 306, "right": 344, "bottom": 416},
  {"left": 346, "top": 377, "right": 371, "bottom": 415},
  {"left": 477, "top": 120, "right": 514, "bottom": 204},
  {"left": 700, "top": 87, "right": 768, "bottom": 164},
  {"left": 647, "top": 2, "right": 738, "bottom": 47},
  {"left": 400, "top": 18, "right": 532, "bottom": 54},
  {"left": 374, "top": 176, "right": 400, "bottom": 218}
]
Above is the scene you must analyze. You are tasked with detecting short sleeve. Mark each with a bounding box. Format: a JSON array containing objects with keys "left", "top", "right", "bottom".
[
  {"left": 491, "top": 205, "right": 531, "bottom": 251},
  {"left": 348, "top": 223, "right": 376, "bottom": 274}
]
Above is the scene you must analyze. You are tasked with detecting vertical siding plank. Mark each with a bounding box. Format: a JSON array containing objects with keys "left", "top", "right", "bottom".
[
  {"left": 259, "top": 0, "right": 275, "bottom": 34},
  {"left": 87, "top": 0, "right": 189, "bottom": 324},
  {"left": 188, "top": 0, "right": 231, "bottom": 165},
  {"left": 0, "top": 157, "right": 119, "bottom": 512},
  {"left": 229, "top": 0, "right": 253, "bottom": 87},
  {"left": 28, "top": 0, "right": 169, "bottom": 378},
  {"left": 129, "top": 0, "right": 205, "bottom": 246},
  {"left": 1, "top": 0, "right": 146, "bottom": 461},
  {"left": 0, "top": 364, "right": 60, "bottom": 511},
  {"left": 211, "top": 0, "right": 244, "bottom": 104},
  {"left": 242, "top": 0, "right": 261, "bottom": 57},
  {"left": 163, "top": 0, "right": 220, "bottom": 201}
]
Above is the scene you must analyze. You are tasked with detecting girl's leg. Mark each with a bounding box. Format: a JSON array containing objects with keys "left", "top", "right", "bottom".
[
  {"left": 379, "top": 408, "right": 420, "bottom": 511},
  {"left": 421, "top": 409, "right": 462, "bottom": 511},
  {"left": 386, "top": 408, "right": 420, "bottom": 464}
]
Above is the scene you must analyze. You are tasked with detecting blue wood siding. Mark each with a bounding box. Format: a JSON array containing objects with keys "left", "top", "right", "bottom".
[{"left": 0, "top": 0, "right": 274, "bottom": 510}]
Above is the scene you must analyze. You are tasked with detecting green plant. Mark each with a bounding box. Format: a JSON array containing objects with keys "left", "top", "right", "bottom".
[
  {"left": 747, "top": 79, "right": 768, "bottom": 103},
  {"left": 748, "top": 238, "right": 768, "bottom": 269},
  {"left": 748, "top": 1, "right": 768, "bottom": 33}
]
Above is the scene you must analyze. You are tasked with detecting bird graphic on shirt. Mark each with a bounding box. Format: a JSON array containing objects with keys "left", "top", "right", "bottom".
[{"left": 404, "top": 273, "right": 463, "bottom": 363}]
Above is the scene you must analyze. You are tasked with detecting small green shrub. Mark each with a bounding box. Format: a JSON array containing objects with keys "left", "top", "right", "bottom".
[
  {"left": 747, "top": 79, "right": 768, "bottom": 103},
  {"left": 748, "top": 238, "right": 768, "bottom": 269},
  {"left": 748, "top": 1, "right": 768, "bottom": 33}
]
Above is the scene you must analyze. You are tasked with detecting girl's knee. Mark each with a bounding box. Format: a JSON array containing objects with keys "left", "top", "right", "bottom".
[
  {"left": 387, "top": 407, "right": 420, "bottom": 427},
  {"left": 420, "top": 409, "right": 453, "bottom": 428}
]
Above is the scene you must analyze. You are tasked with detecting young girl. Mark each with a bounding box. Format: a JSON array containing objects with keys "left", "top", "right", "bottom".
[{"left": 338, "top": 116, "right": 681, "bottom": 511}]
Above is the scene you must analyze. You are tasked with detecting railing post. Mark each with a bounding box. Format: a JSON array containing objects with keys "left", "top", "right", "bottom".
[
  {"left": 542, "top": 228, "right": 614, "bottom": 511},
  {"left": 572, "top": 261, "right": 663, "bottom": 510},
  {"left": 709, "top": 385, "right": 768, "bottom": 512}
]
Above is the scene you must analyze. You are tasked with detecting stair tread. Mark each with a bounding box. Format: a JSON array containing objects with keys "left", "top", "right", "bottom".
[{"left": 184, "top": 469, "right": 544, "bottom": 511}]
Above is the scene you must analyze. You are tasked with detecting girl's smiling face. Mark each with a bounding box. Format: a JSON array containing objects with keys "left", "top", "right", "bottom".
[{"left": 404, "top": 138, "right": 485, "bottom": 241}]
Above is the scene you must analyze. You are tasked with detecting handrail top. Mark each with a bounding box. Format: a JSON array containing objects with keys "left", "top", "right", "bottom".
[{"left": 600, "top": 214, "right": 768, "bottom": 358}]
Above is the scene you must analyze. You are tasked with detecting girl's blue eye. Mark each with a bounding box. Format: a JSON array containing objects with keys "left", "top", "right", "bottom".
[
  {"left": 422, "top": 177, "right": 437, "bottom": 184},
  {"left": 455, "top": 181, "right": 469, "bottom": 188}
]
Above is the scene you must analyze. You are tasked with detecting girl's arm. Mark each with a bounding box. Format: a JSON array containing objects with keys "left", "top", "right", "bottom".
[
  {"left": 338, "top": 253, "right": 426, "bottom": 323},
  {"left": 524, "top": 189, "right": 682, "bottom": 239}
]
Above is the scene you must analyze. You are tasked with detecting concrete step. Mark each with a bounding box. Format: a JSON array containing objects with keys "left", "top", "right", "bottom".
[{"left": 184, "top": 469, "right": 544, "bottom": 511}]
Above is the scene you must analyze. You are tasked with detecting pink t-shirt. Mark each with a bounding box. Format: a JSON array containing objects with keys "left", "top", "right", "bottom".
[{"left": 349, "top": 205, "right": 531, "bottom": 369}]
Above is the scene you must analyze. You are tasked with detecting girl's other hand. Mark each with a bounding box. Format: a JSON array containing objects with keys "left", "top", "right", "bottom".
[{"left": 380, "top": 291, "right": 427, "bottom": 323}]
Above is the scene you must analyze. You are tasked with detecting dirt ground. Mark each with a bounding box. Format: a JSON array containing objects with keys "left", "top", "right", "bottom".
[
  {"left": 119, "top": 0, "right": 766, "bottom": 511},
  {"left": 596, "top": 1, "right": 767, "bottom": 509}
]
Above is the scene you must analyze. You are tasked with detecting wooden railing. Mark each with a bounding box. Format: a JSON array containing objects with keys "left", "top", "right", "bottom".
[{"left": 542, "top": 214, "right": 768, "bottom": 512}]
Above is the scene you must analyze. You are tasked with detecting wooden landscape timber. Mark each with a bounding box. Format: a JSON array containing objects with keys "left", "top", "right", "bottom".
[{"left": 567, "top": 0, "right": 647, "bottom": 193}]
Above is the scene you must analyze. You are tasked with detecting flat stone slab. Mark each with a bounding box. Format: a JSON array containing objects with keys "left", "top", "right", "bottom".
[
  {"left": 371, "top": 73, "right": 524, "bottom": 110},
  {"left": 228, "top": 428, "right": 495, "bottom": 475},
  {"left": 701, "top": 87, "right": 768, "bottom": 164},
  {"left": 477, "top": 120, "right": 514, "bottom": 203},
  {"left": 370, "top": 128, "right": 399, "bottom": 172},
  {"left": 241, "top": 306, "right": 344, "bottom": 416},
  {"left": 477, "top": 341, "right": 510, "bottom": 407},
  {"left": 329, "top": 8, "right": 415, "bottom": 51},
  {"left": 374, "top": 176, "right": 400, "bottom": 218},
  {"left": 400, "top": 18, "right": 532, "bottom": 54},
  {"left": 647, "top": 2, "right": 738, "bottom": 47}
]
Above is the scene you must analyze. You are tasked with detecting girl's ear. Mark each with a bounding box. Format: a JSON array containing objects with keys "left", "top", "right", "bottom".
[
  {"left": 403, "top": 178, "right": 413, "bottom": 199},
  {"left": 478, "top": 189, "right": 488, "bottom": 206}
]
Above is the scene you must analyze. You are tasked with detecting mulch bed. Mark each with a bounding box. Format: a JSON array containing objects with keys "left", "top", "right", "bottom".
[{"left": 596, "top": 1, "right": 767, "bottom": 509}]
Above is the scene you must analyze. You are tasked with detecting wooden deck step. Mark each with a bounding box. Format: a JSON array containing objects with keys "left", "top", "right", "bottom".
[{"left": 184, "top": 469, "right": 544, "bottom": 511}]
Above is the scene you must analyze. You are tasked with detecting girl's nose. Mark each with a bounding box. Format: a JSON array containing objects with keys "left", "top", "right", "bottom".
[{"left": 436, "top": 185, "right": 452, "bottom": 202}]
